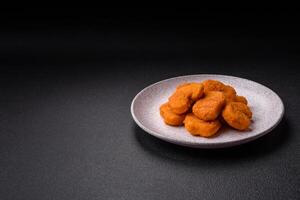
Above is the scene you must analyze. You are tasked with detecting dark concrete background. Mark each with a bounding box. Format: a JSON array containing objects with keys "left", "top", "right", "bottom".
[{"left": 0, "top": 9, "right": 299, "bottom": 200}]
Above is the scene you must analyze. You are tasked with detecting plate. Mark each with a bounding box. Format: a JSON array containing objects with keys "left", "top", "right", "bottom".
[{"left": 131, "top": 74, "right": 284, "bottom": 148}]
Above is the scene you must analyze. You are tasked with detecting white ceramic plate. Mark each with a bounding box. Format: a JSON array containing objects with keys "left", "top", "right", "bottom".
[{"left": 131, "top": 74, "right": 284, "bottom": 148}]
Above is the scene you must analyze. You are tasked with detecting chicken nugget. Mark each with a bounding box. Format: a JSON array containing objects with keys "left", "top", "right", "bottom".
[
  {"left": 192, "top": 91, "right": 226, "bottom": 121},
  {"left": 189, "top": 83, "right": 204, "bottom": 101},
  {"left": 223, "top": 85, "right": 237, "bottom": 103},
  {"left": 222, "top": 102, "right": 252, "bottom": 131},
  {"left": 203, "top": 80, "right": 238, "bottom": 103},
  {"left": 168, "top": 83, "right": 203, "bottom": 114},
  {"left": 168, "top": 91, "right": 191, "bottom": 114},
  {"left": 205, "top": 91, "right": 226, "bottom": 101},
  {"left": 184, "top": 113, "right": 221, "bottom": 137},
  {"left": 203, "top": 80, "right": 226, "bottom": 94},
  {"left": 234, "top": 102, "right": 252, "bottom": 119},
  {"left": 176, "top": 82, "right": 190, "bottom": 89},
  {"left": 235, "top": 95, "right": 248, "bottom": 105},
  {"left": 177, "top": 82, "right": 204, "bottom": 101},
  {"left": 160, "top": 103, "right": 186, "bottom": 126}
]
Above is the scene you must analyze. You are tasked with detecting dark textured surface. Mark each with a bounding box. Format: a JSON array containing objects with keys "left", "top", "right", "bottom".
[{"left": 0, "top": 10, "right": 300, "bottom": 200}]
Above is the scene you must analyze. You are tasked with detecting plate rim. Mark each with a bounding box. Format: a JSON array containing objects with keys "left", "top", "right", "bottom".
[{"left": 131, "top": 74, "right": 285, "bottom": 148}]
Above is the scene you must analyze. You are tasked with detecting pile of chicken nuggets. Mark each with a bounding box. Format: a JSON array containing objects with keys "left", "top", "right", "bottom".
[{"left": 159, "top": 80, "right": 252, "bottom": 137}]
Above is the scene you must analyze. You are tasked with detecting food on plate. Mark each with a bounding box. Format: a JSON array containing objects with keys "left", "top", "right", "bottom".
[
  {"left": 176, "top": 82, "right": 204, "bottom": 101},
  {"left": 160, "top": 103, "right": 186, "bottom": 126},
  {"left": 184, "top": 113, "right": 221, "bottom": 137},
  {"left": 222, "top": 102, "right": 252, "bottom": 130},
  {"left": 192, "top": 91, "right": 225, "bottom": 121},
  {"left": 235, "top": 95, "right": 248, "bottom": 105},
  {"left": 223, "top": 85, "right": 237, "bottom": 103},
  {"left": 159, "top": 79, "right": 253, "bottom": 137},
  {"left": 168, "top": 91, "right": 192, "bottom": 114},
  {"left": 168, "top": 83, "right": 204, "bottom": 114},
  {"left": 203, "top": 79, "right": 238, "bottom": 103},
  {"left": 203, "top": 79, "right": 226, "bottom": 94}
]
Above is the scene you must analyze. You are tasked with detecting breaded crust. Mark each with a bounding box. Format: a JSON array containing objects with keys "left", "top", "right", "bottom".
[
  {"left": 177, "top": 82, "right": 204, "bottom": 101},
  {"left": 160, "top": 103, "right": 186, "bottom": 126},
  {"left": 222, "top": 102, "right": 252, "bottom": 130},
  {"left": 168, "top": 83, "right": 204, "bottom": 114},
  {"left": 203, "top": 80, "right": 238, "bottom": 103},
  {"left": 223, "top": 85, "right": 237, "bottom": 103},
  {"left": 203, "top": 80, "right": 226, "bottom": 94},
  {"left": 192, "top": 91, "right": 226, "bottom": 121},
  {"left": 168, "top": 91, "right": 191, "bottom": 114},
  {"left": 184, "top": 113, "right": 221, "bottom": 137},
  {"left": 235, "top": 95, "right": 248, "bottom": 105}
]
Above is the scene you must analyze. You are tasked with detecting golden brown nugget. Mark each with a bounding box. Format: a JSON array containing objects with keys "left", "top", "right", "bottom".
[
  {"left": 177, "top": 82, "right": 204, "bottom": 101},
  {"left": 160, "top": 103, "right": 186, "bottom": 126},
  {"left": 176, "top": 82, "right": 190, "bottom": 89},
  {"left": 184, "top": 113, "right": 221, "bottom": 137},
  {"left": 168, "top": 83, "right": 203, "bottom": 114},
  {"left": 205, "top": 91, "right": 226, "bottom": 101},
  {"left": 168, "top": 91, "right": 191, "bottom": 114},
  {"left": 222, "top": 102, "right": 252, "bottom": 131},
  {"left": 223, "top": 85, "right": 237, "bottom": 103},
  {"left": 235, "top": 102, "right": 252, "bottom": 119},
  {"left": 203, "top": 80, "right": 238, "bottom": 103},
  {"left": 189, "top": 83, "right": 204, "bottom": 101},
  {"left": 192, "top": 91, "right": 226, "bottom": 121},
  {"left": 235, "top": 95, "right": 248, "bottom": 105},
  {"left": 203, "top": 80, "right": 226, "bottom": 94}
]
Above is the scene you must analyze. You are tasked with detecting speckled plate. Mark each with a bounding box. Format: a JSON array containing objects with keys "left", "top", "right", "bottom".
[{"left": 131, "top": 74, "right": 284, "bottom": 148}]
